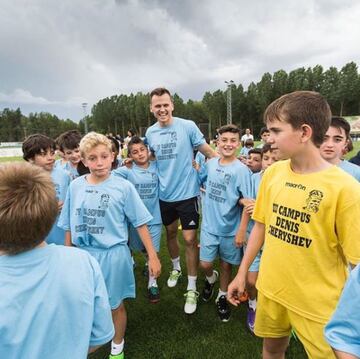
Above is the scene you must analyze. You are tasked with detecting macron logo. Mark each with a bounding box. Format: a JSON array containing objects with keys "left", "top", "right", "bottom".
[{"left": 188, "top": 220, "right": 196, "bottom": 226}]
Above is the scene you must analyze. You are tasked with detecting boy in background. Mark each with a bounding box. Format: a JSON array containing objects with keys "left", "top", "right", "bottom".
[
  {"left": 59, "top": 132, "right": 161, "bottom": 359},
  {"left": 235, "top": 143, "right": 278, "bottom": 334},
  {"left": 320, "top": 116, "right": 360, "bottom": 181},
  {"left": 228, "top": 91, "right": 360, "bottom": 358},
  {"left": 56, "top": 130, "right": 82, "bottom": 180},
  {"left": 0, "top": 162, "right": 114, "bottom": 358},
  {"left": 198, "top": 124, "right": 251, "bottom": 322},
  {"left": 114, "top": 136, "right": 162, "bottom": 303},
  {"left": 256, "top": 127, "right": 270, "bottom": 148},
  {"left": 246, "top": 148, "right": 262, "bottom": 174},
  {"left": 22, "top": 134, "right": 70, "bottom": 245}
]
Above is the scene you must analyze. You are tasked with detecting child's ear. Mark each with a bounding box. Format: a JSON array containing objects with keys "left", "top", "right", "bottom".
[{"left": 300, "top": 124, "right": 312, "bottom": 142}]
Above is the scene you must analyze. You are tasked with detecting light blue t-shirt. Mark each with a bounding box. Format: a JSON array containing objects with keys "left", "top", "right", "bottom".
[
  {"left": 339, "top": 160, "right": 360, "bottom": 182},
  {"left": 246, "top": 171, "right": 263, "bottom": 235},
  {"left": 46, "top": 166, "right": 71, "bottom": 245},
  {"left": 64, "top": 161, "right": 79, "bottom": 181},
  {"left": 58, "top": 173, "right": 152, "bottom": 248},
  {"left": 145, "top": 117, "right": 205, "bottom": 201},
  {"left": 0, "top": 244, "right": 114, "bottom": 359},
  {"left": 113, "top": 161, "right": 161, "bottom": 225},
  {"left": 200, "top": 158, "right": 251, "bottom": 236},
  {"left": 325, "top": 265, "right": 360, "bottom": 357}
]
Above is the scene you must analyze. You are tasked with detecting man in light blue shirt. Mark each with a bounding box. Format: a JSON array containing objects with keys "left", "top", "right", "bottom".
[{"left": 146, "top": 87, "right": 217, "bottom": 314}]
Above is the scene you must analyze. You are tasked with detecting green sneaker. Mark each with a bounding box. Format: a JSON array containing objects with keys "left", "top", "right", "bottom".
[
  {"left": 109, "top": 352, "right": 124, "bottom": 359},
  {"left": 167, "top": 269, "right": 182, "bottom": 288},
  {"left": 184, "top": 290, "right": 199, "bottom": 314}
]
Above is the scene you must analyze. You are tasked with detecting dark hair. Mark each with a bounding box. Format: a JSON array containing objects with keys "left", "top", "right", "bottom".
[
  {"left": 127, "top": 129, "right": 136, "bottom": 137},
  {"left": 0, "top": 162, "right": 58, "bottom": 254},
  {"left": 261, "top": 143, "right": 273, "bottom": 156},
  {"left": 56, "top": 130, "right": 82, "bottom": 151},
  {"left": 128, "top": 136, "right": 146, "bottom": 155},
  {"left": 264, "top": 91, "right": 331, "bottom": 147},
  {"left": 259, "top": 127, "right": 270, "bottom": 136},
  {"left": 150, "top": 87, "right": 172, "bottom": 100},
  {"left": 107, "top": 136, "right": 120, "bottom": 154},
  {"left": 77, "top": 160, "right": 90, "bottom": 176},
  {"left": 330, "top": 116, "right": 351, "bottom": 138},
  {"left": 218, "top": 124, "right": 241, "bottom": 135},
  {"left": 244, "top": 139, "right": 254, "bottom": 147},
  {"left": 248, "top": 148, "right": 262, "bottom": 156},
  {"left": 22, "top": 134, "right": 56, "bottom": 161}
]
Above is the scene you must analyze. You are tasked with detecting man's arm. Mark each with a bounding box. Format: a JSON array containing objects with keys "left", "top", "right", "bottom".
[{"left": 197, "top": 143, "right": 218, "bottom": 159}]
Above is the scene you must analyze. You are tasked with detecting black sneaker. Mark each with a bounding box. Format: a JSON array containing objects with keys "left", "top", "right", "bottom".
[
  {"left": 148, "top": 285, "right": 160, "bottom": 303},
  {"left": 201, "top": 270, "right": 219, "bottom": 302},
  {"left": 216, "top": 295, "right": 231, "bottom": 322}
]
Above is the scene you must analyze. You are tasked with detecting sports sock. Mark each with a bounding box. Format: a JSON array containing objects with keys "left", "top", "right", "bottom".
[
  {"left": 187, "top": 275, "right": 197, "bottom": 291},
  {"left": 216, "top": 289, "right": 227, "bottom": 302},
  {"left": 206, "top": 271, "right": 217, "bottom": 284},
  {"left": 171, "top": 256, "right": 181, "bottom": 272},
  {"left": 111, "top": 339, "right": 124, "bottom": 355},
  {"left": 148, "top": 275, "right": 158, "bottom": 288},
  {"left": 248, "top": 298, "right": 257, "bottom": 310}
]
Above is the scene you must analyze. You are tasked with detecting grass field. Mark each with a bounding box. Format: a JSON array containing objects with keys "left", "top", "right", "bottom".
[{"left": 88, "top": 230, "right": 307, "bottom": 359}]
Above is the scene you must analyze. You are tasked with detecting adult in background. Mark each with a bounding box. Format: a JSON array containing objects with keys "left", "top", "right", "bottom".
[
  {"left": 241, "top": 128, "right": 254, "bottom": 147},
  {"left": 146, "top": 87, "right": 217, "bottom": 314}
]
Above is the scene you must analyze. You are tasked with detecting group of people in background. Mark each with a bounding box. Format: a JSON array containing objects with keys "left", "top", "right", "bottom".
[{"left": 1, "top": 87, "right": 360, "bottom": 359}]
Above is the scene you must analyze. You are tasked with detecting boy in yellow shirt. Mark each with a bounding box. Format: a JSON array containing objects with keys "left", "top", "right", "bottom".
[{"left": 228, "top": 91, "right": 360, "bottom": 358}]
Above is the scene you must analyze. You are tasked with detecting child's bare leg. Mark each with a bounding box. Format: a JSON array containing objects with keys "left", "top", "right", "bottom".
[
  {"left": 246, "top": 271, "right": 258, "bottom": 300},
  {"left": 200, "top": 260, "right": 214, "bottom": 277},
  {"left": 219, "top": 260, "right": 232, "bottom": 292},
  {"left": 111, "top": 302, "right": 126, "bottom": 344},
  {"left": 263, "top": 337, "right": 289, "bottom": 359}
]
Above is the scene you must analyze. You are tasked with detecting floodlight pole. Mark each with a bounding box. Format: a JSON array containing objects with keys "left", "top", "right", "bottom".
[
  {"left": 82, "top": 102, "right": 88, "bottom": 134},
  {"left": 225, "top": 80, "right": 234, "bottom": 124}
]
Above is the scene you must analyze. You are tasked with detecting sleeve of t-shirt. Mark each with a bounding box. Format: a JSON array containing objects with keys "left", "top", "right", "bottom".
[
  {"left": 88, "top": 255, "right": 115, "bottom": 347},
  {"left": 252, "top": 169, "right": 269, "bottom": 224},
  {"left": 198, "top": 161, "right": 208, "bottom": 184},
  {"left": 336, "top": 186, "right": 360, "bottom": 264},
  {"left": 238, "top": 166, "right": 252, "bottom": 199},
  {"left": 124, "top": 182, "right": 153, "bottom": 228},
  {"left": 113, "top": 166, "right": 129, "bottom": 180},
  {"left": 57, "top": 186, "right": 71, "bottom": 231},
  {"left": 187, "top": 121, "right": 205, "bottom": 149},
  {"left": 324, "top": 265, "right": 360, "bottom": 357}
]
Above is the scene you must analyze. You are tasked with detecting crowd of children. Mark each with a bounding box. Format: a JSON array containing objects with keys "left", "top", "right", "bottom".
[{"left": 1, "top": 89, "right": 360, "bottom": 359}]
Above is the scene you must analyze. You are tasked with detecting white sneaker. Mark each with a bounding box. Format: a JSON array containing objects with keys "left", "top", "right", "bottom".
[
  {"left": 184, "top": 290, "right": 199, "bottom": 314},
  {"left": 167, "top": 269, "right": 182, "bottom": 288}
]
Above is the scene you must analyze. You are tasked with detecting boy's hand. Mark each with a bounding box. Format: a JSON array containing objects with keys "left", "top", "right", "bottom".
[
  {"left": 192, "top": 160, "right": 200, "bottom": 171},
  {"left": 227, "top": 274, "right": 246, "bottom": 306},
  {"left": 235, "top": 231, "right": 246, "bottom": 247},
  {"left": 122, "top": 158, "right": 133, "bottom": 168},
  {"left": 148, "top": 255, "right": 161, "bottom": 278},
  {"left": 58, "top": 200, "right": 64, "bottom": 212},
  {"left": 244, "top": 199, "right": 255, "bottom": 215}
]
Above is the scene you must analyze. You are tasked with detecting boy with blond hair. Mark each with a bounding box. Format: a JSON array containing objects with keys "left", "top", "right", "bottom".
[
  {"left": 0, "top": 162, "right": 114, "bottom": 358},
  {"left": 228, "top": 91, "right": 360, "bottom": 358},
  {"left": 59, "top": 132, "right": 161, "bottom": 359},
  {"left": 22, "top": 133, "right": 70, "bottom": 245}
]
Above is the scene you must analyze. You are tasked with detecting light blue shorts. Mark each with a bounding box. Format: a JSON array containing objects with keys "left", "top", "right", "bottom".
[
  {"left": 128, "top": 224, "right": 162, "bottom": 252},
  {"left": 244, "top": 242, "right": 263, "bottom": 272},
  {"left": 200, "top": 229, "right": 242, "bottom": 265},
  {"left": 85, "top": 244, "right": 135, "bottom": 309}
]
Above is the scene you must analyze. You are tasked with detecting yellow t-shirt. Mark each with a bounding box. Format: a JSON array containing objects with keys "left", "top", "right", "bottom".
[{"left": 253, "top": 159, "right": 360, "bottom": 323}]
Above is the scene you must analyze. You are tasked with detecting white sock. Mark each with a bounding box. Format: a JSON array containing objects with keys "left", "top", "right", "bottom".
[
  {"left": 148, "top": 275, "right": 157, "bottom": 288},
  {"left": 111, "top": 339, "right": 124, "bottom": 355},
  {"left": 187, "top": 275, "right": 197, "bottom": 291},
  {"left": 216, "top": 290, "right": 227, "bottom": 301},
  {"left": 249, "top": 298, "right": 257, "bottom": 310},
  {"left": 171, "top": 256, "right": 181, "bottom": 272},
  {"left": 206, "top": 271, "right": 217, "bottom": 284}
]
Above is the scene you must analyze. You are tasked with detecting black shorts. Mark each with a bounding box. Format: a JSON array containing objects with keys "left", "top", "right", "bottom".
[{"left": 159, "top": 197, "right": 200, "bottom": 230}]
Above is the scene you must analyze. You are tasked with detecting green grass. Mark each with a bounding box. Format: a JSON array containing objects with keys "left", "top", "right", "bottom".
[
  {"left": 0, "top": 156, "right": 23, "bottom": 162},
  {"left": 88, "top": 230, "right": 307, "bottom": 359}
]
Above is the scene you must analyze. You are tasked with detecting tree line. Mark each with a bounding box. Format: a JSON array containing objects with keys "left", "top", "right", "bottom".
[{"left": 1, "top": 62, "right": 359, "bottom": 142}]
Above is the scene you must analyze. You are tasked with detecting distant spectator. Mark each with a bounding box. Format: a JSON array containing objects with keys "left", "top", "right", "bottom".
[
  {"left": 256, "top": 127, "right": 270, "bottom": 149},
  {"left": 241, "top": 128, "right": 254, "bottom": 146}
]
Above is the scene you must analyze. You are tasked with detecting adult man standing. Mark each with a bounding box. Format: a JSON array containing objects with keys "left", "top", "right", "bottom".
[
  {"left": 146, "top": 87, "right": 216, "bottom": 314},
  {"left": 241, "top": 128, "right": 254, "bottom": 146}
]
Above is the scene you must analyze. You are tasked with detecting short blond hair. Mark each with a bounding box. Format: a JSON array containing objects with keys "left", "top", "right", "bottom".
[
  {"left": 0, "top": 162, "right": 58, "bottom": 255},
  {"left": 79, "top": 132, "right": 112, "bottom": 158}
]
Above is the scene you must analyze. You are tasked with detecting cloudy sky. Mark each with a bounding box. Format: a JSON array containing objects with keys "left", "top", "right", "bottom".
[{"left": 1, "top": 0, "right": 360, "bottom": 121}]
